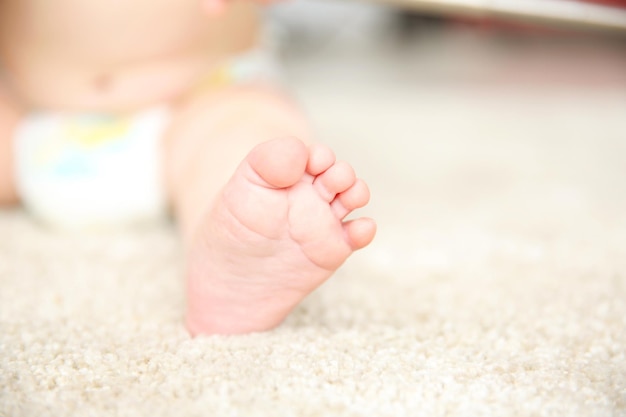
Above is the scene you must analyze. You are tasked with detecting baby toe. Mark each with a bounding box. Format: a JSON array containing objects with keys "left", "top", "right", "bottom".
[
  {"left": 343, "top": 218, "right": 377, "bottom": 250},
  {"left": 313, "top": 161, "right": 356, "bottom": 202},
  {"left": 331, "top": 179, "right": 370, "bottom": 219},
  {"left": 306, "top": 143, "right": 336, "bottom": 176}
]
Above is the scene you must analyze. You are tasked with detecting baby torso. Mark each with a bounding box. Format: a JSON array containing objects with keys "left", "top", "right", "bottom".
[{"left": 0, "top": 0, "right": 260, "bottom": 112}]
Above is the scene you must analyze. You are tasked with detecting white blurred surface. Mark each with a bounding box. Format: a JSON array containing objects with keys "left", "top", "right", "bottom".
[{"left": 272, "top": 5, "right": 626, "bottom": 274}]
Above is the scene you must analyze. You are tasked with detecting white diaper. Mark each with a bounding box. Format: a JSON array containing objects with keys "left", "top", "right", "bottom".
[
  {"left": 14, "top": 107, "right": 170, "bottom": 229},
  {"left": 13, "top": 47, "right": 281, "bottom": 230}
]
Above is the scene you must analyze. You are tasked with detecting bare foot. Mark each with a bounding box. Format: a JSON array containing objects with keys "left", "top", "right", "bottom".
[{"left": 185, "top": 138, "right": 376, "bottom": 335}]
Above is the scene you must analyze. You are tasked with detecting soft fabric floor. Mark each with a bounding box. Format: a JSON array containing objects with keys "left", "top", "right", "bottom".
[{"left": 2, "top": 11, "right": 626, "bottom": 416}]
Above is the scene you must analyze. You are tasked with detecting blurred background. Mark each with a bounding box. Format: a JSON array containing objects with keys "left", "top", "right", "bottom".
[{"left": 266, "top": 0, "right": 626, "bottom": 274}]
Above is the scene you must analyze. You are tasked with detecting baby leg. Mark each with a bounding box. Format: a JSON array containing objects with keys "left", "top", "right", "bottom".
[
  {"left": 164, "top": 86, "right": 376, "bottom": 335},
  {"left": 0, "top": 86, "right": 21, "bottom": 205}
]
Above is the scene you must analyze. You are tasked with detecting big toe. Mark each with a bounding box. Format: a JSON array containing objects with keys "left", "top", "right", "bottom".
[{"left": 247, "top": 138, "right": 309, "bottom": 189}]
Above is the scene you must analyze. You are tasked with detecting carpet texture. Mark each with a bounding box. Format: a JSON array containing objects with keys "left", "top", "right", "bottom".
[{"left": 2, "top": 21, "right": 626, "bottom": 417}]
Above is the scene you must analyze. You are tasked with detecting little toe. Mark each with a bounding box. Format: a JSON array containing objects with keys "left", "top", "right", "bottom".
[
  {"left": 331, "top": 179, "right": 371, "bottom": 219},
  {"left": 343, "top": 218, "right": 377, "bottom": 250},
  {"left": 306, "top": 143, "right": 336, "bottom": 176},
  {"left": 313, "top": 161, "right": 356, "bottom": 202},
  {"left": 247, "top": 138, "right": 308, "bottom": 189}
]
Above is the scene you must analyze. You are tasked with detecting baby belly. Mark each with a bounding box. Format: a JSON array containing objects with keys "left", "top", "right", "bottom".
[
  {"left": 3, "top": 55, "right": 214, "bottom": 112},
  {"left": 0, "top": 0, "right": 260, "bottom": 112}
]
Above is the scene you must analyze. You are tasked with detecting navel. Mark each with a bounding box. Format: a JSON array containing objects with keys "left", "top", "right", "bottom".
[{"left": 93, "top": 73, "right": 113, "bottom": 92}]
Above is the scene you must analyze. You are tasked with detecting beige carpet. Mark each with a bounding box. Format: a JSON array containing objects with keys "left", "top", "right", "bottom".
[{"left": 2, "top": 16, "right": 626, "bottom": 417}]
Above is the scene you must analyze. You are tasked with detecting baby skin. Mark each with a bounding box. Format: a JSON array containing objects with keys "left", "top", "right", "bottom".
[
  {"left": 186, "top": 137, "right": 375, "bottom": 334},
  {"left": 0, "top": 0, "right": 376, "bottom": 335}
]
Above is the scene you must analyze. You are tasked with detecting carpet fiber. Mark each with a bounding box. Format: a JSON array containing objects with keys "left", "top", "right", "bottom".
[{"left": 2, "top": 22, "right": 626, "bottom": 417}]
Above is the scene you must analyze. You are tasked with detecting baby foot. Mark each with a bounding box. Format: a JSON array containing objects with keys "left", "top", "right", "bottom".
[{"left": 186, "top": 138, "right": 376, "bottom": 335}]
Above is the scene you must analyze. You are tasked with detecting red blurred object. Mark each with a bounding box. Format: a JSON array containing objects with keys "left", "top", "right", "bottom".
[
  {"left": 581, "top": 0, "right": 626, "bottom": 7},
  {"left": 452, "top": 0, "right": 626, "bottom": 34}
]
